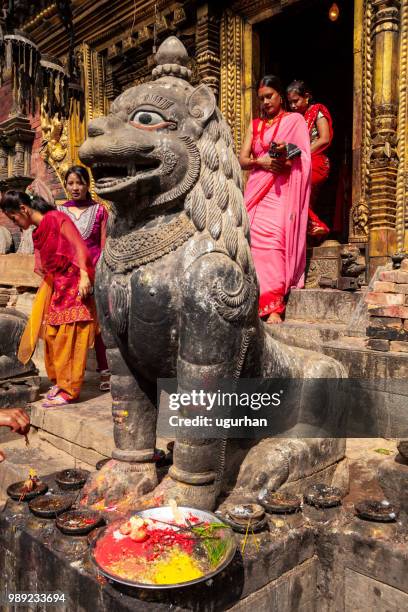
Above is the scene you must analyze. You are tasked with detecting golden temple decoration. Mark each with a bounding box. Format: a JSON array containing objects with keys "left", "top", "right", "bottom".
[
  {"left": 220, "top": 11, "right": 245, "bottom": 151},
  {"left": 396, "top": 0, "right": 408, "bottom": 252},
  {"left": 368, "top": 0, "right": 400, "bottom": 264},
  {"left": 80, "top": 44, "right": 108, "bottom": 199},
  {"left": 21, "top": 3, "right": 57, "bottom": 31},
  {"left": 82, "top": 44, "right": 108, "bottom": 123},
  {"left": 40, "top": 103, "right": 69, "bottom": 192},
  {"left": 349, "top": 0, "right": 372, "bottom": 243}
]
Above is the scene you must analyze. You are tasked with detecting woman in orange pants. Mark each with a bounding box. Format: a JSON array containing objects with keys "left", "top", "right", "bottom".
[{"left": 0, "top": 191, "right": 96, "bottom": 407}]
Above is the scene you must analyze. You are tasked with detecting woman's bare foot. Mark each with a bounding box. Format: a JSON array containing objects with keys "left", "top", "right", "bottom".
[{"left": 266, "top": 312, "right": 283, "bottom": 324}]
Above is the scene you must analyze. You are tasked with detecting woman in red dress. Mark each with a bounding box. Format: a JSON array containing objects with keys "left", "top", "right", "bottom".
[
  {"left": 0, "top": 191, "right": 96, "bottom": 407},
  {"left": 286, "top": 80, "right": 333, "bottom": 239},
  {"left": 59, "top": 165, "right": 110, "bottom": 391}
]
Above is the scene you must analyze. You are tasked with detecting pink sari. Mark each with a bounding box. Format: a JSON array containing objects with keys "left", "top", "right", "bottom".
[{"left": 244, "top": 112, "right": 311, "bottom": 316}]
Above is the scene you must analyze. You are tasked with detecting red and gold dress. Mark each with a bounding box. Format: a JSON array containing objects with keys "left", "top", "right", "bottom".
[
  {"left": 304, "top": 103, "right": 333, "bottom": 238},
  {"left": 19, "top": 211, "right": 96, "bottom": 401}
]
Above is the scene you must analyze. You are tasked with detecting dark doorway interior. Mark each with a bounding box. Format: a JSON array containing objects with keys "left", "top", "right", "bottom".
[{"left": 255, "top": 0, "right": 354, "bottom": 241}]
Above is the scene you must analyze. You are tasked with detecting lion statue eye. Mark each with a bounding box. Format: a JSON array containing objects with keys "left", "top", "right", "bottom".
[{"left": 131, "top": 110, "right": 165, "bottom": 126}]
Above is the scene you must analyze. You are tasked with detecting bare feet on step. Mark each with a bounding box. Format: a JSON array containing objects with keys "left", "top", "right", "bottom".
[{"left": 266, "top": 312, "right": 283, "bottom": 324}]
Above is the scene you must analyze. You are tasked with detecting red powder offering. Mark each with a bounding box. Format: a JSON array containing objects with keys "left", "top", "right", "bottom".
[{"left": 94, "top": 522, "right": 196, "bottom": 569}]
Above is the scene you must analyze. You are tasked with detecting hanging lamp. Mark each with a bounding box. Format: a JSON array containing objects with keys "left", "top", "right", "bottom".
[{"left": 328, "top": 3, "right": 340, "bottom": 22}]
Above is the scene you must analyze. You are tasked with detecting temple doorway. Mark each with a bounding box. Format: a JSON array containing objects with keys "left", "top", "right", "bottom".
[{"left": 254, "top": 0, "right": 354, "bottom": 242}]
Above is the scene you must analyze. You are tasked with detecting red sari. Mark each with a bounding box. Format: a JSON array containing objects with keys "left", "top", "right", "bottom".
[
  {"left": 19, "top": 211, "right": 95, "bottom": 365},
  {"left": 33, "top": 211, "right": 95, "bottom": 325},
  {"left": 304, "top": 103, "right": 333, "bottom": 237}
]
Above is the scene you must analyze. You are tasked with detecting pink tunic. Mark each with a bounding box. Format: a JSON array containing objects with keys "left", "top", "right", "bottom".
[
  {"left": 244, "top": 113, "right": 311, "bottom": 316},
  {"left": 58, "top": 202, "right": 108, "bottom": 267}
]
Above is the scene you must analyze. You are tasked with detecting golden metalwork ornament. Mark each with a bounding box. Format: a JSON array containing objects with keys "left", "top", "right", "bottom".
[{"left": 40, "top": 102, "right": 69, "bottom": 192}]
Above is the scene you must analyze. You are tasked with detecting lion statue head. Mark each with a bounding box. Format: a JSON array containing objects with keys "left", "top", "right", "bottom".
[{"left": 79, "top": 36, "right": 253, "bottom": 276}]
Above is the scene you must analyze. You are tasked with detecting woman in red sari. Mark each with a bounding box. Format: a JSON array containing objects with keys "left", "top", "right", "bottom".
[
  {"left": 286, "top": 80, "right": 333, "bottom": 238},
  {"left": 0, "top": 191, "right": 96, "bottom": 407},
  {"left": 59, "top": 165, "right": 110, "bottom": 392},
  {"left": 240, "top": 75, "right": 311, "bottom": 324}
]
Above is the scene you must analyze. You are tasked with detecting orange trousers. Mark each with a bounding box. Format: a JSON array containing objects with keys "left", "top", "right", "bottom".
[{"left": 44, "top": 322, "right": 93, "bottom": 400}]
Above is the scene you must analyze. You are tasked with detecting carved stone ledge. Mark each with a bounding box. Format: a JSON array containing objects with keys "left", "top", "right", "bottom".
[
  {"left": 0, "top": 115, "right": 35, "bottom": 182},
  {"left": 173, "top": 6, "right": 187, "bottom": 26},
  {"left": 349, "top": 200, "right": 369, "bottom": 242}
]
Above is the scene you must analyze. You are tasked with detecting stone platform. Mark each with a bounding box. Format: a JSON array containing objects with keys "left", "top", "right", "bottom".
[
  {"left": 0, "top": 440, "right": 406, "bottom": 612},
  {"left": 0, "top": 374, "right": 112, "bottom": 506}
]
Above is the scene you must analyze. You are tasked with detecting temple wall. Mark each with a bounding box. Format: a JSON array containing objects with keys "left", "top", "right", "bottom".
[{"left": 0, "top": 0, "right": 406, "bottom": 269}]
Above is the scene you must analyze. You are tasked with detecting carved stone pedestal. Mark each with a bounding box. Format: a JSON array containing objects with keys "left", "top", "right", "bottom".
[
  {"left": 306, "top": 240, "right": 367, "bottom": 290},
  {"left": 0, "top": 115, "right": 35, "bottom": 183}
]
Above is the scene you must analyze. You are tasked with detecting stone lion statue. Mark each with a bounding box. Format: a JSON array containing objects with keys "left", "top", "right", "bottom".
[
  {"left": 79, "top": 37, "right": 346, "bottom": 511},
  {"left": 0, "top": 309, "right": 32, "bottom": 377},
  {"left": 0, "top": 225, "right": 12, "bottom": 254}
]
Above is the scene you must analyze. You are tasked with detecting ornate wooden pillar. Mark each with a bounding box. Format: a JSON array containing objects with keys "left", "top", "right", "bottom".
[
  {"left": 220, "top": 10, "right": 252, "bottom": 153},
  {"left": 82, "top": 44, "right": 108, "bottom": 124},
  {"left": 349, "top": 0, "right": 370, "bottom": 245},
  {"left": 195, "top": 4, "right": 221, "bottom": 98},
  {"left": 396, "top": 0, "right": 408, "bottom": 253},
  {"left": 369, "top": 0, "right": 401, "bottom": 271}
]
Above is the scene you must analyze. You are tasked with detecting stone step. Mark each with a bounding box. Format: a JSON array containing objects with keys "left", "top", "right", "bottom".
[
  {"left": 0, "top": 430, "right": 92, "bottom": 505},
  {"left": 321, "top": 337, "right": 408, "bottom": 439},
  {"left": 30, "top": 381, "right": 114, "bottom": 466},
  {"left": 286, "top": 288, "right": 369, "bottom": 330},
  {"left": 378, "top": 454, "right": 408, "bottom": 514},
  {"left": 269, "top": 320, "right": 347, "bottom": 352},
  {"left": 323, "top": 336, "right": 408, "bottom": 380}
]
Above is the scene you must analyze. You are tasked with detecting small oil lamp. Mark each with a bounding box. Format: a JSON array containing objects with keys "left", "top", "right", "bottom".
[{"left": 329, "top": 3, "right": 340, "bottom": 22}]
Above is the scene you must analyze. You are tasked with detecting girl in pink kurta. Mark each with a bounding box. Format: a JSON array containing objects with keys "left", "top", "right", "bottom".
[
  {"left": 240, "top": 75, "right": 311, "bottom": 323},
  {"left": 58, "top": 165, "right": 110, "bottom": 391}
]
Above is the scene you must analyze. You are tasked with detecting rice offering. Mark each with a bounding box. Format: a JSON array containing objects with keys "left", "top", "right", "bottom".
[{"left": 93, "top": 513, "right": 233, "bottom": 585}]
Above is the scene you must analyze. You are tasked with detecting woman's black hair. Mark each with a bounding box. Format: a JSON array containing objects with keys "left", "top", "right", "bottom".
[
  {"left": 0, "top": 190, "right": 55, "bottom": 214},
  {"left": 286, "top": 79, "right": 312, "bottom": 99},
  {"left": 258, "top": 75, "right": 285, "bottom": 99},
  {"left": 64, "top": 165, "right": 92, "bottom": 200}
]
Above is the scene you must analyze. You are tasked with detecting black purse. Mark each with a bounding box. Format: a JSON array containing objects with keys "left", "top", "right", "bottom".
[{"left": 269, "top": 142, "right": 301, "bottom": 160}]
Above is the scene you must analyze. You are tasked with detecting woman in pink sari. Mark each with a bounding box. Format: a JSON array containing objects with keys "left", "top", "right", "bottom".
[{"left": 239, "top": 75, "right": 311, "bottom": 323}]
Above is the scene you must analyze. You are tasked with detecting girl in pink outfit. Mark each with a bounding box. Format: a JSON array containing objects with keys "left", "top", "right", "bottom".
[
  {"left": 239, "top": 75, "right": 311, "bottom": 324},
  {"left": 59, "top": 166, "right": 110, "bottom": 391}
]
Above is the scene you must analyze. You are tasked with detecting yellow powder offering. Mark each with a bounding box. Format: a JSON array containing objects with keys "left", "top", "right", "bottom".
[{"left": 153, "top": 549, "right": 203, "bottom": 584}]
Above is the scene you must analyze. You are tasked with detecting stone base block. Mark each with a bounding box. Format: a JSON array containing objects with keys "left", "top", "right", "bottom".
[
  {"left": 0, "top": 483, "right": 316, "bottom": 611},
  {"left": 378, "top": 454, "right": 408, "bottom": 514}
]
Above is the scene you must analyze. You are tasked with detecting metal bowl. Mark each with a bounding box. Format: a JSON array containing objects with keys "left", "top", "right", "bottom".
[
  {"left": 258, "top": 490, "right": 302, "bottom": 514},
  {"left": 7, "top": 480, "right": 48, "bottom": 502},
  {"left": 29, "top": 494, "right": 74, "bottom": 518},
  {"left": 96, "top": 458, "right": 110, "bottom": 471},
  {"left": 90, "top": 506, "right": 236, "bottom": 589},
  {"left": 56, "top": 509, "right": 104, "bottom": 535},
  {"left": 355, "top": 499, "right": 399, "bottom": 523},
  {"left": 55, "top": 469, "right": 90, "bottom": 491},
  {"left": 304, "top": 484, "right": 343, "bottom": 509}
]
